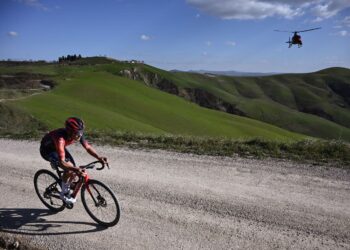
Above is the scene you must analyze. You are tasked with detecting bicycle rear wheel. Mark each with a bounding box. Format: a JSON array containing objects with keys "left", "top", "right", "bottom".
[
  {"left": 34, "top": 169, "right": 65, "bottom": 212},
  {"left": 81, "top": 179, "right": 120, "bottom": 227}
]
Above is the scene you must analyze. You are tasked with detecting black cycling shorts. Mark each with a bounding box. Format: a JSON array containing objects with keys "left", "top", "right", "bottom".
[{"left": 40, "top": 146, "right": 76, "bottom": 168}]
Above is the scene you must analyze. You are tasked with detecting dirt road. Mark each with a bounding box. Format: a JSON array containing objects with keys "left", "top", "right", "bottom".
[{"left": 0, "top": 139, "right": 349, "bottom": 249}]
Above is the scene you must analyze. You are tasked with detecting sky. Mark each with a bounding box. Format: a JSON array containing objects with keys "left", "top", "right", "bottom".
[{"left": 0, "top": 0, "right": 349, "bottom": 73}]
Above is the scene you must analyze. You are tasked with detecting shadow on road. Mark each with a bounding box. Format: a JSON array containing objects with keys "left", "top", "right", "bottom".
[{"left": 0, "top": 208, "right": 108, "bottom": 235}]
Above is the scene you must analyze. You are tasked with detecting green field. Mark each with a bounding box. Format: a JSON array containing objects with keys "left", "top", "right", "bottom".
[
  {"left": 1, "top": 58, "right": 349, "bottom": 143},
  {"left": 129, "top": 64, "right": 350, "bottom": 141},
  {"left": 0, "top": 60, "right": 306, "bottom": 141}
]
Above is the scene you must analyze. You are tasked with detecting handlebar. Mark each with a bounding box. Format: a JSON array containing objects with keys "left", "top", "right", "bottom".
[{"left": 80, "top": 160, "right": 110, "bottom": 171}]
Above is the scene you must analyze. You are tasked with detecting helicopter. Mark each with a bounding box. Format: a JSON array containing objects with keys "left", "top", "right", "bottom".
[{"left": 274, "top": 27, "right": 321, "bottom": 48}]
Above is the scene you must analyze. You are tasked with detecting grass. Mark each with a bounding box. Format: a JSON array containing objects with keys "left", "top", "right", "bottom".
[
  {"left": 122, "top": 64, "right": 350, "bottom": 142},
  {"left": 1, "top": 128, "right": 349, "bottom": 167},
  {"left": 87, "top": 131, "right": 350, "bottom": 166},
  {"left": 137, "top": 66, "right": 350, "bottom": 141},
  {"left": 10, "top": 71, "right": 303, "bottom": 140},
  {"left": 0, "top": 59, "right": 349, "bottom": 166},
  {"left": 0, "top": 103, "right": 47, "bottom": 137}
]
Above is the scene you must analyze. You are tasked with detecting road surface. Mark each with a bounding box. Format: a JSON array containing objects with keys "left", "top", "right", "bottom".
[{"left": 0, "top": 139, "right": 349, "bottom": 249}]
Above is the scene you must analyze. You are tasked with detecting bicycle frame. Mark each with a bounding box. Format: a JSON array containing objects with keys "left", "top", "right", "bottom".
[
  {"left": 71, "top": 173, "right": 89, "bottom": 198},
  {"left": 35, "top": 160, "right": 120, "bottom": 226},
  {"left": 52, "top": 160, "right": 106, "bottom": 206}
]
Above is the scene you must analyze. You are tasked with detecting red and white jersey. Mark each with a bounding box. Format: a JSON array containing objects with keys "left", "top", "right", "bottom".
[{"left": 40, "top": 128, "right": 91, "bottom": 161}]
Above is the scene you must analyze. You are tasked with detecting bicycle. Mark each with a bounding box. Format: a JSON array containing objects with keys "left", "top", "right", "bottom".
[{"left": 33, "top": 160, "right": 120, "bottom": 227}]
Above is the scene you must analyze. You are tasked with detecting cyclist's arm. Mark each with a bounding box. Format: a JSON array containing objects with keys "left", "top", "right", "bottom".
[
  {"left": 86, "top": 146, "right": 108, "bottom": 163},
  {"left": 81, "top": 136, "right": 108, "bottom": 164},
  {"left": 60, "top": 159, "right": 80, "bottom": 172}
]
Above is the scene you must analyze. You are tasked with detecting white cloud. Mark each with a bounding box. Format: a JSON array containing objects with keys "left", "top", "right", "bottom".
[
  {"left": 140, "top": 34, "right": 151, "bottom": 41},
  {"left": 15, "top": 0, "right": 49, "bottom": 11},
  {"left": 226, "top": 41, "right": 236, "bottom": 46},
  {"left": 338, "top": 30, "right": 348, "bottom": 36},
  {"left": 311, "top": 1, "right": 350, "bottom": 21},
  {"left": 312, "top": 3, "right": 337, "bottom": 20},
  {"left": 313, "top": 16, "right": 324, "bottom": 22},
  {"left": 342, "top": 16, "right": 350, "bottom": 27},
  {"left": 330, "top": 29, "right": 349, "bottom": 36},
  {"left": 8, "top": 31, "right": 18, "bottom": 37},
  {"left": 333, "top": 16, "right": 350, "bottom": 29},
  {"left": 187, "top": 0, "right": 302, "bottom": 20},
  {"left": 186, "top": 0, "right": 350, "bottom": 20}
]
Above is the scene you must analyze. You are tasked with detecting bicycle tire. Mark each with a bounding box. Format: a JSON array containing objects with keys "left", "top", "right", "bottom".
[
  {"left": 81, "top": 179, "right": 120, "bottom": 227},
  {"left": 34, "top": 169, "right": 65, "bottom": 212}
]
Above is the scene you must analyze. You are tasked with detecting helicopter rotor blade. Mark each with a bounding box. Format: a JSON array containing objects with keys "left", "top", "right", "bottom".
[
  {"left": 274, "top": 30, "right": 293, "bottom": 33},
  {"left": 274, "top": 27, "right": 321, "bottom": 33},
  {"left": 295, "top": 27, "right": 322, "bottom": 33}
]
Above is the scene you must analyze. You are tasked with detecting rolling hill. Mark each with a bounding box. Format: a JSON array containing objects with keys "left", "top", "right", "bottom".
[
  {"left": 0, "top": 60, "right": 303, "bottom": 141},
  {"left": 117, "top": 63, "right": 350, "bottom": 141},
  {"left": 1, "top": 57, "right": 349, "bottom": 142}
]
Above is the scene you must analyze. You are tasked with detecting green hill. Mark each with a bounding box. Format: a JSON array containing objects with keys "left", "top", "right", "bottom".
[
  {"left": 1, "top": 57, "right": 350, "bottom": 142},
  {"left": 116, "top": 63, "right": 350, "bottom": 141},
  {"left": 0, "top": 60, "right": 303, "bottom": 141}
]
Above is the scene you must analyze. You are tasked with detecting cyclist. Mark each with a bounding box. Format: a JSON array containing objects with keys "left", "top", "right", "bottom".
[{"left": 40, "top": 117, "right": 108, "bottom": 204}]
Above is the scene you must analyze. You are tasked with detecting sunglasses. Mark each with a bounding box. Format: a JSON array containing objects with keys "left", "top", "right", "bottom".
[{"left": 70, "top": 130, "right": 83, "bottom": 138}]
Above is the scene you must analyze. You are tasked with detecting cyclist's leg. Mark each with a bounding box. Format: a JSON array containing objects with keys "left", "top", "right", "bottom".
[
  {"left": 42, "top": 149, "right": 72, "bottom": 184},
  {"left": 59, "top": 149, "right": 77, "bottom": 203},
  {"left": 61, "top": 148, "right": 77, "bottom": 182},
  {"left": 40, "top": 146, "right": 61, "bottom": 171},
  {"left": 41, "top": 147, "right": 76, "bottom": 203},
  {"left": 64, "top": 148, "right": 76, "bottom": 166}
]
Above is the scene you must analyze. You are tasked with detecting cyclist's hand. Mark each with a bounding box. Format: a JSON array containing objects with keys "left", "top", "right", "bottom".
[
  {"left": 76, "top": 168, "right": 86, "bottom": 176},
  {"left": 98, "top": 156, "right": 108, "bottom": 164}
]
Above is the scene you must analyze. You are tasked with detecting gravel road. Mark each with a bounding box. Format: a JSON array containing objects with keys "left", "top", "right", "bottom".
[{"left": 0, "top": 138, "right": 349, "bottom": 249}]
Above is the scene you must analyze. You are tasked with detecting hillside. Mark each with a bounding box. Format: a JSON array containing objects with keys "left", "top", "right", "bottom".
[
  {"left": 118, "top": 63, "right": 350, "bottom": 141},
  {"left": 1, "top": 58, "right": 350, "bottom": 142},
  {"left": 0, "top": 59, "right": 303, "bottom": 141}
]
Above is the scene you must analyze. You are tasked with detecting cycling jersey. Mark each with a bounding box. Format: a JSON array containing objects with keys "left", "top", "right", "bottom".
[{"left": 40, "top": 128, "right": 91, "bottom": 162}]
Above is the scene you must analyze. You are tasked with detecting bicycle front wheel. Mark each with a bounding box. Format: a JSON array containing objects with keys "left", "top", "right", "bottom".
[
  {"left": 81, "top": 179, "right": 120, "bottom": 227},
  {"left": 34, "top": 169, "right": 65, "bottom": 212}
]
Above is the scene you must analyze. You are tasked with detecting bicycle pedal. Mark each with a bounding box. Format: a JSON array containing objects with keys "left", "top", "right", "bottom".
[{"left": 65, "top": 203, "right": 74, "bottom": 209}]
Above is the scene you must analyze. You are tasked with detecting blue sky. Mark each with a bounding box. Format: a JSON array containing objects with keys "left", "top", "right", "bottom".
[{"left": 0, "top": 0, "right": 349, "bottom": 73}]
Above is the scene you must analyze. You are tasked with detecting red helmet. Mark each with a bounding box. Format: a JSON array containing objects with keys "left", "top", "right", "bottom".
[{"left": 65, "top": 117, "right": 85, "bottom": 135}]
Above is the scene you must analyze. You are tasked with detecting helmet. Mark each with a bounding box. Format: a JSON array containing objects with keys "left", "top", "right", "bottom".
[{"left": 65, "top": 117, "right": 85, "bottom": 136}]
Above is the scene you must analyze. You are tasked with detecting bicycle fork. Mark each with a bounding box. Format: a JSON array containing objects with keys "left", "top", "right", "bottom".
[{"left": 85, "top": 181, "right": 105, "bottom": 207}]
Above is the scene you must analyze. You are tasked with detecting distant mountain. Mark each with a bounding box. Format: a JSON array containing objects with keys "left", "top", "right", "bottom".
[{"left": 175, "top": 70, "right": 280, "bottom": 77}]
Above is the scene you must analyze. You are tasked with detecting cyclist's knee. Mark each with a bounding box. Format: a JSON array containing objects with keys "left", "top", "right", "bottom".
[{"left": 49, "top": 160, "right": 60, "bottom": 170}]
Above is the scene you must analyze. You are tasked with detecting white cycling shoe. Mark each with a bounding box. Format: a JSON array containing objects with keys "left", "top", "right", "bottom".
[
  {"left": 60, "top": 192, "right": 76, "bottom": 204},
  {"left": 60, "top": 182, "right": 76, "bottom": 204}
]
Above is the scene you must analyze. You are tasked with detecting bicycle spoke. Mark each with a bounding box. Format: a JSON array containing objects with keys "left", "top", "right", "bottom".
[
  {"left": 34, "top": 169, "right": 65, "bottom": 212},
  {"left": 82, "top": 180, "right": 120, "bottom": 226}
]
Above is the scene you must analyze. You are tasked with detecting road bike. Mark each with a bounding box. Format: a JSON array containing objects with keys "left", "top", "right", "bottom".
[{"left": 34, "top": 160, "right": 120, "bottom": 227}]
